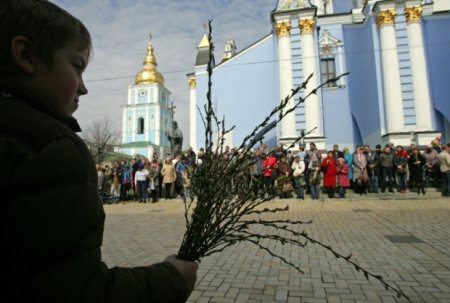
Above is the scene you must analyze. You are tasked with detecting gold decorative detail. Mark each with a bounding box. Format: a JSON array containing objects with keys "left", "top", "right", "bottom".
[
  {"left": 188, "top": 78, "right": 196, "bottom": 89},
  {"left": 275, "top": 21, "right": 292, "bottom": 37},
  {"left": 322, "top": 45, "right": 333, "bottom": 55},
  {"left": 299, "top": 18, "right": 315, "bottom": 35},
  {"left": 198, "top": 34, "right": 209, "bottom": 48},
  {"left": 377, "top": 9, "right": 396, "bottom": 28},
  {"left": 135, "top": 42, "right": 165, "bottom": 85},
  {"left": 404, "top": 6, "right": 422, "bottom": 24}
]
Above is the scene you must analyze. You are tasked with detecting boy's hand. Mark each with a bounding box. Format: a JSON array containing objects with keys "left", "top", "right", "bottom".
[{"left": 165, "top": 255, "right": 198, "bottom": 296}]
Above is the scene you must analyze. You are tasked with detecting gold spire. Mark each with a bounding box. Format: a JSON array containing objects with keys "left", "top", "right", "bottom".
[
  {"left": 135, "top": 42, "right": 164, "bottom": 85},
  {"left": 198, "top": 34, "right": 209, "bottom": 48}
]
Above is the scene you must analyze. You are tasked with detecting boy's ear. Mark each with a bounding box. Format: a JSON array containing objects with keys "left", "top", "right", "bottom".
[{"left": 10, "top": 36, "right": 36, "bottom": 75}]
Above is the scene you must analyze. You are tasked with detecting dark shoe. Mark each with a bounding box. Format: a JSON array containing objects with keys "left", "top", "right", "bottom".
[{"left": 389, "top": 189, "right": 394, "bottom": 193}]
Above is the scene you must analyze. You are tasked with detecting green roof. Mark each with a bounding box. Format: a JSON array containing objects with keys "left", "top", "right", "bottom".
[{"left": 117, "top": 141, "right": 156, "bottom": 148}]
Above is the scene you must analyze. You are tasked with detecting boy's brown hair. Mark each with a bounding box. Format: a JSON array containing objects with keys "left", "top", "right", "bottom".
[{"left": 0, "top": 0, "right": 92, "bottom": 75}]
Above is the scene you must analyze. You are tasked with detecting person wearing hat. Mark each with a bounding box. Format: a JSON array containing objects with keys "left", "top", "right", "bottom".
[{"left": 135, "top": 163, "right": 149, "bottom": 203}]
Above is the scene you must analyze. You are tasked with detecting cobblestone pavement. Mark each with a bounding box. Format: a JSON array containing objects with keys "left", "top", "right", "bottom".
[{"left": 102, "top": 191, "right": 450, "bottom": 303}]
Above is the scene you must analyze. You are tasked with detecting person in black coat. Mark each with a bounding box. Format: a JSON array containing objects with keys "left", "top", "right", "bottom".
[
  {"left": 408, "top": 147, "right": 426, "bottom": 195},
  {"left": 0, "top": 1, "right": 197, "bottom": 302}
]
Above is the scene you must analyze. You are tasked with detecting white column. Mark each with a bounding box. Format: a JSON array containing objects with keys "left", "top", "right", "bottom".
[
  {"left": 145, "top": 105, "right": 149, "bottom": 142},
  {"left": 337, "top": 45, "right": 345, "bottom": 87},
  {"left": 275, "top": 20, "right": 297, "bottom": 140},
  {"left": 188, "top": 77, "right": 197, "bottom": 150},
  {"left": 299, "top": 18, "right": 323, "bottom": 136},
  {"left": 131, "top": 110, "right": 136, "bottom": 142},
  {"left": 405, "top": 4, "right": 433, "bottom": 130},
  {"left": 377, "top": 9, "right": 405, "bottom": 133},
  {"left": 155, "top": 104, "right": 161, "bottom": 145}
]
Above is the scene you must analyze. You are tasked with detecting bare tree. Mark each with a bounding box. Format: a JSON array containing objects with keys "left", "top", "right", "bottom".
[{"left": 82, "top": 117, "right": 120, "bottom": 164}]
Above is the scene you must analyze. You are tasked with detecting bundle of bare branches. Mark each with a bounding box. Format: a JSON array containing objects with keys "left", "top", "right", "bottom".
[{"left": 177, "top": 21, "right": 410, "bottom": 302}]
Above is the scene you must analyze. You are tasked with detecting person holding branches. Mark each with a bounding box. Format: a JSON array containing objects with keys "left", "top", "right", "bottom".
[{"left": 0, "top": 0, "right": 197, "bottom": 301}]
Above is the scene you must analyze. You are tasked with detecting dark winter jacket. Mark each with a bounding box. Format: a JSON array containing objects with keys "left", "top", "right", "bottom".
[{"left": 0, "top": 83, "right": 188, "bottom": 302}]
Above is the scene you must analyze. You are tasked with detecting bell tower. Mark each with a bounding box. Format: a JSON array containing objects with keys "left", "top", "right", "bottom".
[{"left": 117, "top": 37, "right": 173, "bottom": 158}]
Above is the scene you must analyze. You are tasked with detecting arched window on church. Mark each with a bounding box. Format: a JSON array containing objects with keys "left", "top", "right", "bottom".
[{"left": 137, "top": 117, "right": 145, "bottom": 135}]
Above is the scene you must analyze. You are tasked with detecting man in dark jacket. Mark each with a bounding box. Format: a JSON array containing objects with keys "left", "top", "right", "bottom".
[
  {"left": 0, "top": 1, "right": 197, "bottom": 302},
  {"left": 379, "top": 146, "right": 395, "bottom": 193}
]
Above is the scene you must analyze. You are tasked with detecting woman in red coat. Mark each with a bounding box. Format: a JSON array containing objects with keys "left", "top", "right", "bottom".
[{"left": 321, "top": 151, "right": 337, "bottom": 198}]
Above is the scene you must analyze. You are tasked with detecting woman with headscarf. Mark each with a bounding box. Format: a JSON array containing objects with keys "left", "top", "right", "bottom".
[
  {"left": 343, "top": 147, "right": 353, "bottom": 188},
  {"left": 336, "top": 157, "right": 350, "bottom": 198},
  {"left": 277, "top": 156, "right": 292, "bottom": 199},
  {"left": 308, "top": 153, "right": 321, "bottom": 200},
  {"left": 353, "top": 146, "right": 368, "bottom": 195}
]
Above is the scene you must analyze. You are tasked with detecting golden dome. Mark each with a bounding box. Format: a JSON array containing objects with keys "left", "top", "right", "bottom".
[{"left": 135, "top": 42, "right": 164, "bottom": 85}]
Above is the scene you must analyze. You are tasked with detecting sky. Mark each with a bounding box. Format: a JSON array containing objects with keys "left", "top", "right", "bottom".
[{"left": 53, "top": 0, "right": 352, "bottom": 144}]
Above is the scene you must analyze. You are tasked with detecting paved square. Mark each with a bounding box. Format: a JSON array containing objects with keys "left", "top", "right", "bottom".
[{"left": 102, "top": 192, "right": 450, "bottom": 302}]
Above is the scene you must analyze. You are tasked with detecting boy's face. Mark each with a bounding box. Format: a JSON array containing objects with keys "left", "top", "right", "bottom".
[{"left": 29, "top": 44, "right": 89, "bottom": 116}]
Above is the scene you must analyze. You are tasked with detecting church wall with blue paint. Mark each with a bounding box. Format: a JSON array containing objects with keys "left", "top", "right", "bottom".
[{"left": 188, "top": 0, "right": 450, "bottom": 152}]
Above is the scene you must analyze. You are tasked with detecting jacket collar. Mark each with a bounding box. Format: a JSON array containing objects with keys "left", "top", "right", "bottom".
[{"left": 0, "top": 78, "right": 82, "bottom": 132}]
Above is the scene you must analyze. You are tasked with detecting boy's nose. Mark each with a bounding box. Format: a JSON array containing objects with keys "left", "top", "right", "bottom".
[{"left": 78, "top": 79, "right": 88, "bottom": 95}]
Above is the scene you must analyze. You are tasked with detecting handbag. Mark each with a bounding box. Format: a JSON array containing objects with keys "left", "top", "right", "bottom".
[
  {"left": 321, "top": 165, "right": 328, "bottom": 174},
  {"left": 358, "top": 171, "right": 369, "bottom": 184},
  {"left": 282, "top": 182, "right": 294, "bottom": 193}
]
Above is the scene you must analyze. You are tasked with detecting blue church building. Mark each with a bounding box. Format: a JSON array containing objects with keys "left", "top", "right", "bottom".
[{"left": 188, "top": 0, "right": 450, "bottom": 152}]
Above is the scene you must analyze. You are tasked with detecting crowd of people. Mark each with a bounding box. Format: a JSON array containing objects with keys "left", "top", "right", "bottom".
[
  {"left": 97, "top": 146, "right": 200, "bottom": 204},
  {"left": 97, "top": 138, "right": 450, "bottom": 203}
]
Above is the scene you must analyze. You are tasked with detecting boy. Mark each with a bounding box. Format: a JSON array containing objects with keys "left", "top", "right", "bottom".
[{"left": 0, "top": 0, "right": 197, "bottom": 302}]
